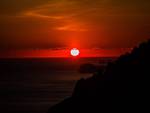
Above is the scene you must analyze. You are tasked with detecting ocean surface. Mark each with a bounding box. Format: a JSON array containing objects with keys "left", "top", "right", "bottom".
[{"left": 0, "top": 57, "right": 115, "bottom": 113}]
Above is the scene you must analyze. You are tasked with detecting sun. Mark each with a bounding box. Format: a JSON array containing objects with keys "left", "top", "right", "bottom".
[{"left": 70, "top": 48, "right": 80, "bottom": 57}]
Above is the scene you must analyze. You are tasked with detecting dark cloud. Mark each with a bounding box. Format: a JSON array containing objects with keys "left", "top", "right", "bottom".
[
  {"left": 0, "top": 0, "right": 49, "bottom": 15},
  {"left": 0, "top": 0, "right": 150, "bottom": 49}
]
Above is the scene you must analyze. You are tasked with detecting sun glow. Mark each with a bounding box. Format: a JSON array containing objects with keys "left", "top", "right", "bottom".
[{"left": 70, "top": 48, "right": 80, "bottom": 57}]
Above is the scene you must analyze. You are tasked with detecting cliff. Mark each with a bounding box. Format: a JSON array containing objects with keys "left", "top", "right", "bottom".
[{"left": 47, "top": 40, "right": 150, "bottom": 113}]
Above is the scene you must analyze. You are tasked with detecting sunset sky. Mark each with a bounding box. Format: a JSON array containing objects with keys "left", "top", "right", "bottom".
[{"left": 0, "top": 0, "right": 150, "bottom": 57}]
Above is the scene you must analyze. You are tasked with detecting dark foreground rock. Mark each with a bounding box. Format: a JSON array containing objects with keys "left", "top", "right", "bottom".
[
  {"left": 78, "top": 63, "right": 97, "bottom": 73},
  {"left": 47, "top": 40, "right": 150, "bottom": 113}
]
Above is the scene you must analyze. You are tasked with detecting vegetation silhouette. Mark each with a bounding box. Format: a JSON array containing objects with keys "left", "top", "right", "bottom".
[{"left": 47, "top": 39, "right": 150, "bottom": 113}]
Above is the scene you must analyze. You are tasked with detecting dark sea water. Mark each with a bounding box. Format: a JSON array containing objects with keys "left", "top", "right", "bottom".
[{"left": 0, "top": 57, "right": 115, "bottom": 113}]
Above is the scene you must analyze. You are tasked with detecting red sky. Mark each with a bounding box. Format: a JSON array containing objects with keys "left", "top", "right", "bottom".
[
  {"left": 0, "top": 0, "right": 150, "bottom": 57},
  {"left": 0, "top": 48, "right": 132, "bottom": 58}
]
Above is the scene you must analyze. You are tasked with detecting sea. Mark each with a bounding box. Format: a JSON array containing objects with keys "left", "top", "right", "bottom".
[{"left": 0, "top": 57, "right": 115, "bottom": 113}]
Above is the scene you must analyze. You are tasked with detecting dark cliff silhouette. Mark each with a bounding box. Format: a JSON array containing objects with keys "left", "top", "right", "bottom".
[{"left": 47, "top": 40, "right": 150, "bottom": 113}]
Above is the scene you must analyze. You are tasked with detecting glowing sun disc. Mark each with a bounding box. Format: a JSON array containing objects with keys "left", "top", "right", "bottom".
[{"left": 70, "top": 48, "right": 80, "bottom": 56}]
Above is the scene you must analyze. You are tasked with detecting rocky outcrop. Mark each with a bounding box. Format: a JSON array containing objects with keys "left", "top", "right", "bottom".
[
  {"left": 78, "top": 63, "right": 97, "bottom": 73},
  {"left": 47, "top": 40, "right": 150, "bottom": 113}
]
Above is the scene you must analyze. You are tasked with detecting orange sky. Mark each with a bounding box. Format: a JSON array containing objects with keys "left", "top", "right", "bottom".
[
  {"left": 0, "top": 48, "right": 132, "bottom": 58},
  {"left": 0, "top": 0, "right": 150, "bottom": 57}
]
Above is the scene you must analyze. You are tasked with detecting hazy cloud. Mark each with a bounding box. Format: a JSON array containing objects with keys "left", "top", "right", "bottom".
[{"left": 0, "top": 0, "right": 150, "bottom": 49}]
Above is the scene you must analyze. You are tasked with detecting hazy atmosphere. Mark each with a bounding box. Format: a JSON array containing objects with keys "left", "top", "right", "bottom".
[
  {"left": 0, "top": 0, "right": 150, "bottom": 50},
  {"left": 0, "top": 1, "right": 150, "bottom": 113}
]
